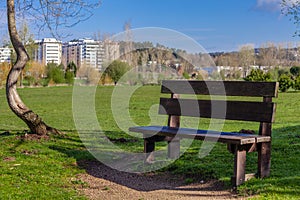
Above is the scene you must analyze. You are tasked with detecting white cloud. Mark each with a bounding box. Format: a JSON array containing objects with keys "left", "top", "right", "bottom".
[
  {"left": 256, "top": 0, "right": 282, "bottom": 11},
  {"left": 256, "top": 0, "right": 299, "bottom": 11},
  {"left": 257, "top": 0, "right": 281, "bottom": 5}
]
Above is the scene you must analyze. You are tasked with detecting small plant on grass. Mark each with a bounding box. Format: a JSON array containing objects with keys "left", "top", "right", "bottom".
[{"left": 184, "top": 178, "right": 194, "bottom": 184}]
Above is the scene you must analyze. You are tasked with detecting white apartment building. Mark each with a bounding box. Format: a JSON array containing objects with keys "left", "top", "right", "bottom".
[
  {"left": 36, "top": 38, "right": 62, "bottom": 65},
  {"left": 63, "top": 38, "right": 105, "bottom": 70},
  {"left": 0, "top": 47, "right": 12, "bottom": 63},
  {"left": 78, "top": 38, "right": 104, "bottom": 70}
]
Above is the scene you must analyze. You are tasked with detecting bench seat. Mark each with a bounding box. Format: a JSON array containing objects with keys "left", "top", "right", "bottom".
[{"left": 129, "top": 126, "right": 271, "bottom": 145}]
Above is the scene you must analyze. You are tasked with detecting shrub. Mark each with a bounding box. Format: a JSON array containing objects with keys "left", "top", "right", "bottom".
[
  {"left": 244, "top": 69, "right": 271, "bottom": 82},
  {"left": 24, "top": 75, "right": 36, "bottom": 86},
  {"left": 65, "top": 71, "right": 74, "bottom": 85},
  {"left": 278, "top": 68, "right": 290, "bottom": 77},
  {"left": 278, "top": 74, "right": 293, "bottom": 92},
  {"left": 290, "top": 66, "right": 300, "bottom": 77},
  {"left": 46, "top": 63, "right": 65, "bottom": 84},
  {"left": 51, "top": 68, "right": 65, "bottom": 83},
  {"left": 293, "top": 76, "right": 300, "bottom": 91},
  {"left": 182, "top": 72, "right": 190, "bottom": 79}
]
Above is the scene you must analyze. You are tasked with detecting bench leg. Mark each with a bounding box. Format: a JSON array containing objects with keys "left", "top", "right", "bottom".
[
  {"left": 167, "top": 138, "right": 180, "bottom": 159},
  {"left": 232, "top": 146, "right": 246, "bottom": 187},
  {"left": 144, "top": 139, "right": 155, "bottom": 163},
  {"left": 258, "top": 142, "right": 271, "bottom": 178}
]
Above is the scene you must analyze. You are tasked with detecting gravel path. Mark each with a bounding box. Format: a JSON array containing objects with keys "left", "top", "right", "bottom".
[{"left": 76, "top": 160, "right": 247, "bottom": 200}]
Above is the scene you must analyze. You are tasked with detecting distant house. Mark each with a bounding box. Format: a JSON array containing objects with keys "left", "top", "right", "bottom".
[{"left": 0, "top": 47, "right": 12, "bottom": 63}]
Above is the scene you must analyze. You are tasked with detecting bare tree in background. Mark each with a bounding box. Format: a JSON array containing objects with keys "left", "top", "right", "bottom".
[
  {"left": 124, "top": 21, "right": 133, "bottom": 66},
  {"left": 238, "top": 44, "right": 255, "bottom": 77},
  {"left": 5, "top": 0, "right": 100, "bottom": 135},
  {"left": 258, "top": 42, "right": 277, "bottom": 68}
]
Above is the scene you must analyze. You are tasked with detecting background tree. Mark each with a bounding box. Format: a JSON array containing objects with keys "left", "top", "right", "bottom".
[
  {"left": 238, "top": 44, "right": 255, "bottom": 77},
  {"left": 196, "top": 70, "right": 209, "bottom": 80},
  {"left": 123, "top": 21, "right": 133, "bottom": 66},
  {"left": 65, "top": 61, "right": 77, "bottom": 85},
  {"left": 86, "top": 67, "right": 101, "bottom": 85},
  {"left": 5, "top": 0, "right": 101, "bottom": 135},
  {"left": 67, "top": 61, "right": 77, "bottom": 77},
  {"left": 0, "top": 62, "right": 11, "bottom": 87},
  {"left": 6, "top": 21, "right": 37, "bottom": 87},
  {"left": 24, "top": 61, "right": 45, "bottom": 86},
  {"left": 257, "top": 42, "right": 277, "bottom": 68},
  {"left": 19, "top": 21, "right": 37, "bottom": 60},
  {"left": 104, "top": 60, "right": 130, "bottom": 85}
]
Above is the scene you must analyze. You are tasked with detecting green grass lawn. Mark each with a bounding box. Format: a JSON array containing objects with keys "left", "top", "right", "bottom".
[{"left": 0, "top": 85, "right": 299, "bottom": 199}]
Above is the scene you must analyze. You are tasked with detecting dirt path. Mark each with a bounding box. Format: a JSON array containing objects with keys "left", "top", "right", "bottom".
[{"left": 76, "top": 160, "right": 247, "bottom": 200}]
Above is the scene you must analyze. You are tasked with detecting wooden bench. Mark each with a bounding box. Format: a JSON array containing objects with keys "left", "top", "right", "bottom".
[{"left": 129, "top": 80, "right": 278, "bottom": 187}]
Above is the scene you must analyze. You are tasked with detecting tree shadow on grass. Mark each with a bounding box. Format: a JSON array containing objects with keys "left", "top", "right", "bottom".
[{"left": 0, "top": 129, "right": 28, "bottom": 136}]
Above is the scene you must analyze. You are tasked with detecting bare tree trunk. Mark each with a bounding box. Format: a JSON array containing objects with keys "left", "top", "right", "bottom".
[{"left": 6, "top": 0, "right": 60, "bottom": 135}]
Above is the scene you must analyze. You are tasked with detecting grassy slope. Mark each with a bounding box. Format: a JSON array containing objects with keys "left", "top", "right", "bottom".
[{"left": 0, "top": 86, "right": 299, "bottom": 199}]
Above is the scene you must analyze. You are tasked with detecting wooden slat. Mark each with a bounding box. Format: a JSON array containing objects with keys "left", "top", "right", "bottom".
[
  {"left": 129, "top": 126, "right": 271, "bottom": 145},
  {"left": 159, "top": 98, "right": 276, "bottom": 123},
  {"left": 161, "top": 80, "right": 279, "bottom": 97}
]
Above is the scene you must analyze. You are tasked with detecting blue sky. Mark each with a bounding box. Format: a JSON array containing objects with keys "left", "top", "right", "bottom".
[
  {"left": 61, "top": 0, "right": 298, "bottom": 52},
  {"left": 1, "top": 0, "right": 299, "bottom": 52}
]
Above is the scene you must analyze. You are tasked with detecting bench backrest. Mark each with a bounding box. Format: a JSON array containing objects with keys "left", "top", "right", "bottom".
[{"left": 159, "top": 80, "right": 278, "bottom": 134}]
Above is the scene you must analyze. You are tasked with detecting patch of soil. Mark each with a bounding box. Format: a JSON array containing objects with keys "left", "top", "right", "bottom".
[
  {"left": 21, "top": 149, "right": 39, "bottom": 155},
  {"left": 3, "top": 156, "right": 16, "bottom": 162},
  {"left": 16, "top": 133, "right": 50, "bottom": 141},
  {"left": 76, "top": 160, "right": 246, "bottom": 200}
]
